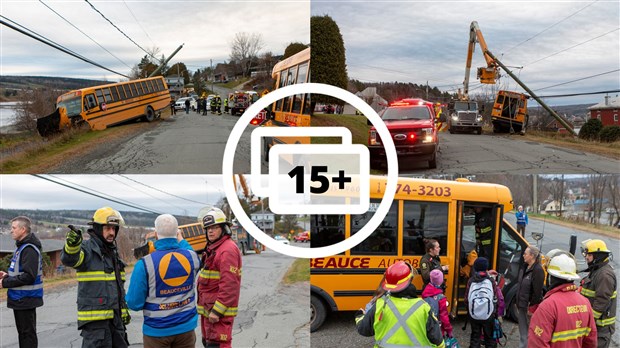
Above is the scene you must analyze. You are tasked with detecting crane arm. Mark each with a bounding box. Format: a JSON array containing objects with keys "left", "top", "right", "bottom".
[{"left": 462, "top": 21, "right": 499, "bottom": 100}]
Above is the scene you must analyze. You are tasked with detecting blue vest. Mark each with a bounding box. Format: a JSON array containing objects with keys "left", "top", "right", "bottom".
[
  {"left": 8, "top": 243, "right": 43, "bottom": 301},
  {"left": 516, "top": 211, "right": 527, "bottom": 225},
  {"left": 143, "top": 248, "right": 199, "bottom": 329}
]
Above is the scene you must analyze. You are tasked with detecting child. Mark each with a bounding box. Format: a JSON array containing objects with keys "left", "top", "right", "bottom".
[
  {"left": 422, "top": 269, "right": 453, "bottom": 338},
  {"left": 465, "top": 257, "right": 505, "bottom": 348}
]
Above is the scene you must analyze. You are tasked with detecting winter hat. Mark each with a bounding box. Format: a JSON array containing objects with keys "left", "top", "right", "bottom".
[
  {"left": 473, "top": 257, "right": 489, "bottom": 272},
  {"left": 430, "top": 269, "right": 444, "bottom": 287}
]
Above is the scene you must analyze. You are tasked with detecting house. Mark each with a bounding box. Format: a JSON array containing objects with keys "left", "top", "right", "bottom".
[
  {"left": 250, "top": 212, "right": 275, "bottom": 234},
  {"left": 165, "top": 75, "right": 184, "bottom": 98},
  {"left": 588, "top": 96, "right": 619, "bottom": 126},
  {"left": 343, "top": 87, "right": 388, "bottom": 114},
  {"left": 0, "top": 234, "right": 65, "bottom": 273}
]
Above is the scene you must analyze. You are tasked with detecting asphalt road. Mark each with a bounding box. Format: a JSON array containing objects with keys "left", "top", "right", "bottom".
[
  {"left": 0, "top": 249, "right": 310, "bottom": 348},
  {"left": 397, "top": 132, "right": 619, "bottom": 174},
  {"left": 310, "top": 217, "right": 620, "bottom": 347}
]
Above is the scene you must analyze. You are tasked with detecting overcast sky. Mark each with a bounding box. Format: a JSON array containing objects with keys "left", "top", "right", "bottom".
[
  {"left": 1, "top": 1, "right": 309, "bottom": 80},
  {"left": 0, "top": 175, "right": 236, "bottom": 218},
  {"left": 311, "top": 0, "right": 619, "bottom": 106}
]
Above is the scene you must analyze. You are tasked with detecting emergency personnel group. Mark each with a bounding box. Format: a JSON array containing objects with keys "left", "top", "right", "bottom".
[
  {"left": 1, "top": 207, "right": 241, "bottom": 348},
  {"left": 354, "top": 237, "right": 617, "bottom": 348}
]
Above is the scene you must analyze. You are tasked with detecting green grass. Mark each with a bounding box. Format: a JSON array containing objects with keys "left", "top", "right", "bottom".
[
  {"left": 524, "top": 212, "right": 619, "bottom": 237},
  {"left": 0, "top": 132, "right": 36, "bottom": 151},
  {"left": 220, "top": 78, "right": 251, "bottom": 89},
  {"left": 0, "top": 127, "right": 106, "bottom": 173},
  {"left": 282, "top": 258, "right": 310, "bottom": 284},
  {"left": 311, "top": 113, "right": 370, "bottom": 145}
]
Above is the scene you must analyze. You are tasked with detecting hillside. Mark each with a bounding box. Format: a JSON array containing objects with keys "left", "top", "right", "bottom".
[{"left": 1, "top": 76, "right": 111, "bottom": 92}]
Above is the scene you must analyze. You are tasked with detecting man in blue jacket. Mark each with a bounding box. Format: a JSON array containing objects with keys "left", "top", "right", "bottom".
[
  {"left": 126, "top": 214, "right": 200, "bottom": 348},
  {"left": 515, "top": 205, "right": 528, "bottom": 236}
]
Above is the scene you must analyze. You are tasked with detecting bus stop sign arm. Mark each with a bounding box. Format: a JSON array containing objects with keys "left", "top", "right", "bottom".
[
  {"left": 149, "top": 43, "right": 184, "bottom": 78},
  {"left": 485, "top": 50, "right": 577, "bottom": 136}
]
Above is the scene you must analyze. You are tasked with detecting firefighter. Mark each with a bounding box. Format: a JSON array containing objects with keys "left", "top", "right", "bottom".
[
  {"left": 210, "top": 97, "right": 217, "bottom": 113},
  {"left": 355, "top": 261, "right": 445, "bottom": 348},
  {"left": 216, "top": 96, "right": 222, "bottom": 115},
  {"left": 61, "top": 207, "right": 130, "bottom": 348},
  {"left": 224, "top": 98, "right": 229, "bottom": 114},
  {"left": 529, "top": 253, "right": 597, "bottom": 348},
  {"left": 474, "top": 207, "right": 494, "bottom": 261},
  {"left": 580, "top": 239, "right": 616, "bottom": 348},
  {"left": 433, "top": 102, "right": 443, "bottom": 131},
  {"left": 197, "top": 208, "right": 242, "bottom": 348},
  {"left": 420, "top": 238, "right": 448, "bottom": 288}
]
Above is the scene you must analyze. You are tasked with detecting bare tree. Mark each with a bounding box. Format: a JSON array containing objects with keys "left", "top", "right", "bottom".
[
  {"left": 606, "top": 175, "right": 620, "bottom": 226},
  {"left": 588, "top": 175, "right": 608, "bottom": 224},
  {"left": 14, "top": 88, "right": 59, "bottom": 132},
  {"left": 230, "top": 32, "right": 265, "bottom": 77}
]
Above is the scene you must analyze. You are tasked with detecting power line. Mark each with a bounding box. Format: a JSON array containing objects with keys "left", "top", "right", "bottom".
[
  {"left": 534, "top": 89, "right": 620, "bottom": 98},
  {"left": 119, "top": 174, "right": 208, "bottom": 205},
  {"left": 122, "top": 0, "right": 156, "bottom": 47},
  {"left": 106, "top": 175, "right": 190, "bottom": 214},
  {"left": 84, "top": 0, "right": 160, "bottom": 63},
  {"left": 0, "top": 15, "right": 130, "bottom": 78},
  {"left": 39, "top": 0, "right": 132, "bottom": 69},
  {"left": 523, "top": 27, "right": 619, "bottom": 67},
  {"left": 32, "top": 174, "right": 163, "bottom": 215},
  {"left": 533, "top": 69, "right": 620, "bottom": 91},
  {"left": 501, "top": 0, "right": 601, "bottom": 56}
]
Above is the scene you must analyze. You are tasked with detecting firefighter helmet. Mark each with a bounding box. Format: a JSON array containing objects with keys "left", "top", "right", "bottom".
[
  {"left": 547, "top": 253, "right": 580, "bottom": 281},
  {"left": 89, "top": 207, "right": 124, "bottom": 226},
  {"left": 581, "top": 239, "right": 610, "bottom": 256},
  {"left": 199, "top": 207, "right": 231, "bottom": 229},
  {"left": 382, "top": 261, "right": 415, "bottom": 292}
]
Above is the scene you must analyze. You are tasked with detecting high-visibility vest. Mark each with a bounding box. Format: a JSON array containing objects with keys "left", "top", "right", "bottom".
[
  {"left": 142, "top": 249, "right": 199, "bottom": 328},
  {"left": 373, "top": 296, "right": 442, "bottom": 348},
  {"left": 516, "top": 212, "right": 527, "bottom": 225},
  {"left": 8, "top": 243, "right": 43, "bottom": 301}
]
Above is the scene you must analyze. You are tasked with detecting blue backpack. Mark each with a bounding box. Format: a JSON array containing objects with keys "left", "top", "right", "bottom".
[{"left": 424, "top": 294, "right": 445, "bottom": 319}]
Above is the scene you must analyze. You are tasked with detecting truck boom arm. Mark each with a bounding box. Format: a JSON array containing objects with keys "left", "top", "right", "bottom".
[{"left": 462, "top": 21, "right": 499, "bottom": 100}]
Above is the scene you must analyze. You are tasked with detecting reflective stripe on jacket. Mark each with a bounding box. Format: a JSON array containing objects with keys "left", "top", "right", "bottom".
[
  {"left": 529, "top": 284, "right": 597, "bottom": 348},
  {"left": 373, "top": 296, "right": 444, "bottom": 348},
  {"left": 580, "top": 261, "right": 617, "bottom": 328},
  {"left": 143, "top": 247, "right": 200, "bottom": 329},
  {"left": 7, "top": 243, "right": 43, "bottom": 301},
  {"left": 197, "top": 235, "right": 242, "bottom": 318},
  {"left": 61, "top": 232, "right": 127, "bottom": 329},
  {"left": 516, "top": 211, "right": 528, "bottom": 225}
]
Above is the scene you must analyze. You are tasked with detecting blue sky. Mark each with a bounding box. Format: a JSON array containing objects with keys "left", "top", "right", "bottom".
[
  {"left": 311, "top": 0, "right": 619, "bottom": 106},
  {"left": 1, "top": 1, "right": 309, "bottom": 80}
]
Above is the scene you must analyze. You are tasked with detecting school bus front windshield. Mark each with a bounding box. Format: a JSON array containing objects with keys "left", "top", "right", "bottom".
[{"left": 309, "top": 176, "right": 529, "bottom": 331}]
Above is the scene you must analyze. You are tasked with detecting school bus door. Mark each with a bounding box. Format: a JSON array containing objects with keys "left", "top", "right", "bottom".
[{"left": 451, "top": 202, "right": 503, "bottom": 317}]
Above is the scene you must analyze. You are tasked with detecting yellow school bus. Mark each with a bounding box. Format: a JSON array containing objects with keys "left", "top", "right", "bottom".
[
  {"left": 260, "top": 47, "right": 311, "bottom": 160},
  {"left": 37, "top": 76, "right": 171, "bottom": 136},
  {"left": 310, "top": 176, "right": 529, "bottom": 331},
  {"left": 491, "top": 90, "right": 529, "bottom": 134}
]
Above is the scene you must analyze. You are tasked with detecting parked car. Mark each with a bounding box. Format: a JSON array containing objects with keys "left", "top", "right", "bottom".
[
  {"left": 175, "top": 97, "right": 197, "bottom": 111},
  {"left": 274, "top": 235, "right": 290, "bottom": 245},
  {"left": 294, "top": 231, "right": 310, "bottom": 243},
  {"left": 368, "top": 98, "right": 439, "bottom": 169}
]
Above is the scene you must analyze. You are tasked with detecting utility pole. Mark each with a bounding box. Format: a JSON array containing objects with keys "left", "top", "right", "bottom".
[
  {"left": 210, "top": 59, "right": 214, "bottom": 93},
  {"left": 149, "top": 43, "right": 184, "bottom": 77},
  {"left": 533, "top": 175, "right": 538, "bottom": 214},
  {"left": 426, "top": 81, "right": 429, "bottom": 100}
]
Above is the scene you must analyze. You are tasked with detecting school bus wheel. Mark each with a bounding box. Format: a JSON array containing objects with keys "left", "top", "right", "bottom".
[
  {"left": 145, "top": 106, "right": 155, "bottom": 122},
  {"left": 311, "top": 294, "right": 327, "bottom": 332}
]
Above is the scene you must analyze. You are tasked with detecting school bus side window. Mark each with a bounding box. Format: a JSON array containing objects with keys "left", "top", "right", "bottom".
[
  {"left": 95, "top": 89, "right": 105, "bottom": 105},
  {"left": 311, "top": 215, "right": 345, "bottom": 252},
  {"left": 351, "top": 199, "right": 397, "bottom": 255},
  {"left": 84, "top": 94, "right": 97, "bottom": 111},
  {"left": 402, "top": 201, "right": 448, "bottom": 256}
]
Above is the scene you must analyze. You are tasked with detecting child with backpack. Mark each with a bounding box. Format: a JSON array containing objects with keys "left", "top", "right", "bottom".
[
  {"left": 465, "top": 257, "right": 505, "bottom": 348},
  {"left": 422, "top": 269, "right": 453, "bottom": 339}
]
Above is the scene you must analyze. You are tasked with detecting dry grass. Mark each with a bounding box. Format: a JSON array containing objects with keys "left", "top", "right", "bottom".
[{"left": 523, "top": 130, "right": 620, "bottom": 160}]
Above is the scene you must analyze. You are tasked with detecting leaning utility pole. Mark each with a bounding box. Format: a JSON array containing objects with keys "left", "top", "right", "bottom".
[{"left": 149, "top": 44, "right": 184, "bottom": 78}]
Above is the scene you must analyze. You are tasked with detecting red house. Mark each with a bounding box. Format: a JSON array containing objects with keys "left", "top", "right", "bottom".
[{"left": 588, "top": 96, "right": 619, "bottom": 126}]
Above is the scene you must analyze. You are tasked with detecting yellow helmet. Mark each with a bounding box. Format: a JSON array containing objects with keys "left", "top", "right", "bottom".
[
  {"left": 547, "top": 253, "right": 580, "bottom": 281},
  {"left": 581, "top": 239, "right": 610, "bottom": 256},
  {"left": 90, "top": 207, "right": 124, "bottom": 226}
]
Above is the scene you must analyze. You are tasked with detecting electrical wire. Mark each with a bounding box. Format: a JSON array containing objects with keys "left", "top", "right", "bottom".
[
  {"left": 501, "top": 0, "right": 601, "bottom": 55},
  {"left": 122, "top": 0, "right": 156, "bottom": 48},
  {"left": 105, "top": 175, "right": 190, "bottom": 215},
  {"left": 523, "top": 27, "right": 619, "bottom": 67},
  {"left": 533, "top": 69, "right": 620, "bottom": 91},
  {"left": 534, "top": 89, "right": 620, "bottom": 98},
  {"left": 38, "top": 0, "right": 132, "bottom": 69},
  {"left": 0, "top": 15, "right": 129, "bottom": 78},
  {"left": 119, "top": 174, "right": 208, "bottom": 205},
  {"left": 84, "top": 0, "right": 160, "bottom": 63},
  {"left": 32, "top": 174, "right": 163, "bottom": 215}
]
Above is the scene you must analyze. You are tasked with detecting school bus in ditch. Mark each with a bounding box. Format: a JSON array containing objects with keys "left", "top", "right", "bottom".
[{"left": 310, "top": 176, "right": 529, "bottom": 331}]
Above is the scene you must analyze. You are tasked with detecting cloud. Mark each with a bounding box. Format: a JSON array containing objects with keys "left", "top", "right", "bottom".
[
  {"left": 311, "top": 1, "right": 619, "bottom": 105},
  {"left": 2, "top": 1, "right": 310, "bottom": 80}
]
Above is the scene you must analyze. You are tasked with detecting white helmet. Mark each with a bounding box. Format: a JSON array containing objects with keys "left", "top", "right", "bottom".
[{"left": 547, "top": 254, "right": 580, "bottom": 281}]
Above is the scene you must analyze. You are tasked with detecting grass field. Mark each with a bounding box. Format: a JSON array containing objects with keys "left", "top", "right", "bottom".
[
  {"left": 311, "top": 113, "right": 369, "bottom": 145},
  {"left": 282, "top": 258, "right": 310, "bottom": 284}
]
